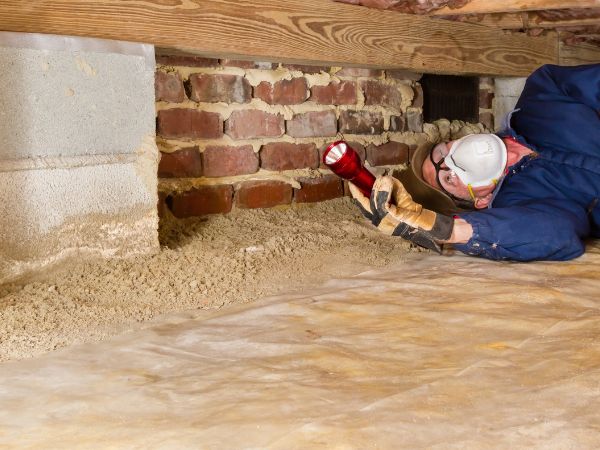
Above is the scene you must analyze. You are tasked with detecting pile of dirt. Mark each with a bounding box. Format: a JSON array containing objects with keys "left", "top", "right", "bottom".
[{"left": 0, "top": 198, "right": 420, "bottom": 362}]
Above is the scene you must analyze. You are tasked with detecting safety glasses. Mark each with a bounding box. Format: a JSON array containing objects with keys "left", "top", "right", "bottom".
[{"left": 429, "top": 147, "right": 475, "bottom": 209}]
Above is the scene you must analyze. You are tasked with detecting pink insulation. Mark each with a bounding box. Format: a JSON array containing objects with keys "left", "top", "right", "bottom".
[
  {"left": 559, "top": 26, "right": 600, "bottom": 46},
  {"left": 333, "top": 0, "right": 470, "bottom": 14},
  {"left": 537, "top": 8, "right": 600, "bottom": 22}
]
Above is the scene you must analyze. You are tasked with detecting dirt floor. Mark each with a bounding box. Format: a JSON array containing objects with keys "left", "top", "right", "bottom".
[{"left": 0, "top": 198, "right": 417, "bottom": 362}]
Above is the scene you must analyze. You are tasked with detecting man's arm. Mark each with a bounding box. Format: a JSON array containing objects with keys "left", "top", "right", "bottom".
[
  {"left": 453, "top": 200, "right": 589, "bottom": 261},
  {"left": 443, "top": 219, "right": 472, "bottom": 244},
  {"left": 351, "top": 177, "right": 588, "bottom": 262}
]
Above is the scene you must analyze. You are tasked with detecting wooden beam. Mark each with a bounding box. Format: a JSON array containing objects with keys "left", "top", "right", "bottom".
[
  {"left": 437, "top": 13, "right": 525, "bottom": 29},
  {"left": 431, "top": 0, "right": 600, "bottom": 16},
  {"left": 0, "top": 0, "right": 556, "bottom": 76},
  {"left": 559, "top": 38, "right": 600, "bottom": 65}
]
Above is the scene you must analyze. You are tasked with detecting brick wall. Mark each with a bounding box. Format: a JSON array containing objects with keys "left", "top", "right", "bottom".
[{"left": 156, "top": 55, "right": 491, "bottom": 218}]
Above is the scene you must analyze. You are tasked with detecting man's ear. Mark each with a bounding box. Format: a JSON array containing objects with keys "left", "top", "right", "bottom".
[{"left": 474, "top": 193, "right": 493, "bottom": 209}]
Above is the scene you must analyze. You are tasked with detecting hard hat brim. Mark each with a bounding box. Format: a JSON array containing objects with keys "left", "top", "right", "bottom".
[{"left": 395, "top": 143, "right": 468, "bottom": 216}]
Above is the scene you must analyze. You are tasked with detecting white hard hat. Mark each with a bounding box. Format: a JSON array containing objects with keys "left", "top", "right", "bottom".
[{"left": 444, "top": 134, "right": 507, "bottom": 188}]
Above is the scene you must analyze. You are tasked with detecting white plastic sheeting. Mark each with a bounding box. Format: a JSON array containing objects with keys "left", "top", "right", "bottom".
[{"left": 2, "top": 244, "right": 600, "bottom": 448}]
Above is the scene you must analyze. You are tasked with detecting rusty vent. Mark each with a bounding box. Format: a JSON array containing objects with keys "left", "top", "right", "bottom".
[{"left": 421, "top": 74, "right": 479, "bottom": 123}]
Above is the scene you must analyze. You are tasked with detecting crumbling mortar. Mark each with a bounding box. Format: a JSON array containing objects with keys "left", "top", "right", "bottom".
[
  {"left": 156, "top": 98, "right": 341, "bottom": 121},
  {"left": 157, "top": 128, "right": 428, "bottom": 155},
  {"left": 159, "top": 65, "right": 246, "bottom": 80},
  {"left": 158, "top": 167, "right": 337, "bottom": 193},
  {"left": 331, "top": 67, "right": 386, "bottom": 80}
]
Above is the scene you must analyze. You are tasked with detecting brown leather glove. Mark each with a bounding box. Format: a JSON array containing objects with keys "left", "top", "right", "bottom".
[{"left": 350, "top": 176, "right": 454, "bottom": 253}]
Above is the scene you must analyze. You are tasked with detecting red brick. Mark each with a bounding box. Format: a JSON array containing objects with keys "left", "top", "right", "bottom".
[
  {"left": 366, "top": 141, "right": 409, "bottom": 166},
  {"left": 479, "top": 112, "right": 494, "bottom": 130},
  {"left": 187, "top": 74, "right": 251, "bottom": 104},
  {"left": 155, "top": 71, "right": 185, "bottom": 103},
  {"left": 261, "top": 142, "right": 319, "bottom": 171},
  {"left": 361, "top": 80, "right": 403, "bottom": 110},
  {"left": 294, "top": 176, "right": 344, "bottom": 203},
  {"left": 158, "top": 147, "right": 203, "bottom": 178},
  {"left": 386, "top": 69, "right": 422, "bottom": 81},
  {"left": 339, "top": 110, "right": 384, "bottom": 135},
  {"left": 319, "top": 141, "right": 365, "bottom": 169},
  {"left": 225, "top": 110, "right": 285, "bottom": 139},
  {"left": 406, "top": 108, "right": 423, "bottom": 132},
  {"left": 337, "top": 67, "right": 383, "bottom": 77},
  {"left": 282, "top": 63, "right": 328, "bottom": 74},
  {"left": 286, "top": 110, "right": 337, "bottom": 138},
  {"left": 254, "top": 78, "right": 308, "bottom": 105},
  {"left": 389, "top": 115, "right": 405, "bottom": 132},
  {"left": 412, "top": 84, "right": 424, "bottom": 108},
  {"left": 167, "top": 185, "right": 233, "bottom": 217},
  {"left": 220, "top": 59, "right": 274, "bottom": 69},
  {"left": 235, "top": 180, "right": 292, "bottom": 209},
  {"left": 479, "top": 89, "right": 494, "bottom": 109},
  {"left": 156, "top": 54, "right": 219, "bottom": 67},
  {"left": 157, "top": 109, "right": 223, "bottom": 139},
  {"left": 310, "top": 81, "right": 356, "bottom": 105},
  {"left": 202, "top": 145, "right": 258, "bottom": 177}
]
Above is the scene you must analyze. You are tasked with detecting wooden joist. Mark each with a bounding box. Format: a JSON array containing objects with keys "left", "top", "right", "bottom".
[
  {"left": 431, "top": 0, "right": 600, "bottom": 16},
  {"left": 0, "top": 0, "right": 557, "bottom": 76}
]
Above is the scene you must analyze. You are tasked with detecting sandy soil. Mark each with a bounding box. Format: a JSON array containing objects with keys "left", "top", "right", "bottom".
[{"left": 0, "top": 198, "right": 420, "bottom": 362}]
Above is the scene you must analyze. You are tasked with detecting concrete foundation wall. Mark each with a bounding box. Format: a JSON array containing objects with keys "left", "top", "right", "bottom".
[
  {"left": 0, "top": 33, "right": 159, "bottom": 284},
  {"left": 493, "top": 77, "right": 527, "bottom": 131}
]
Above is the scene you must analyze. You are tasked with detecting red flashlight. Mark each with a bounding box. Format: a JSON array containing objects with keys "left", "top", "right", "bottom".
[{"left": 323, "top": 140, "right": 375, "bottom": 197}]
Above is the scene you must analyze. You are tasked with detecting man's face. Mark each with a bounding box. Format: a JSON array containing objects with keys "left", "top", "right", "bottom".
[{"left": 421, "top": 141, "right": 496, "bottom": 206}]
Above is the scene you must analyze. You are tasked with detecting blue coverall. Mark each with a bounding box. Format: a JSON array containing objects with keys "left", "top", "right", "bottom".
[{"left": 454, "top": 64, "right": 600, "bottom": 261}]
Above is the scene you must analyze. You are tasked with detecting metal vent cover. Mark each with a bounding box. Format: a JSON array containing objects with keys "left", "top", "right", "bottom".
[{"left": 421, "top": 74, "right": 479, "bottom": 124}]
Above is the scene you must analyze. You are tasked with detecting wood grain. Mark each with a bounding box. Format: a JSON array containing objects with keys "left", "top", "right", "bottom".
[
  {"left": 431, "top": 0, "right": 600, "bottom": 16},
  {"left": 0, "top": 0, "right": 557, "bottom": 76}
]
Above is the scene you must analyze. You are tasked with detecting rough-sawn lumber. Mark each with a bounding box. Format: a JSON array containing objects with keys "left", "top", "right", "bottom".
[{"left": 0, "top": 0, "right": 557, "bottom": 76}]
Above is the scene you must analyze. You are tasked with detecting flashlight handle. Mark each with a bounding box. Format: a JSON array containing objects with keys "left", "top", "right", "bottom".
[{"left": 350, "top": 168, "right": 376, "bottom": 198}]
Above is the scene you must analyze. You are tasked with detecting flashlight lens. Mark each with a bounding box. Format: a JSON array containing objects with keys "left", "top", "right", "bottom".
[{"left": 325, "top": 142, "right": 347, "bottom": 165}]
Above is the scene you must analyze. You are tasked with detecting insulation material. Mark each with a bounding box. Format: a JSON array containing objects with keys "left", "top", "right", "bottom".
[
  {"left": 537, "top": 8, "right": 600, "bottom": 22},
  {"left": 333, "top": 0, "right": 470, "bottom": 14},
  {"left": 559, "top": 26, "right": 600, "bottom": 46},
  {"left": 1, "top": 243, "right": 600, "bottom": 448}
]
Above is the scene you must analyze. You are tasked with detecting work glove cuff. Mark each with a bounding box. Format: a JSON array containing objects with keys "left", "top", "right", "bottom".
[{"left": 429, "top": 213, "right": 454, "bottom": 242}]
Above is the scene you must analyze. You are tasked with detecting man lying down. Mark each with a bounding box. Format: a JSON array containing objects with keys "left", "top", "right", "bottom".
[{"left": 350, "top": 63, "right": 600, "bottom": 262}]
